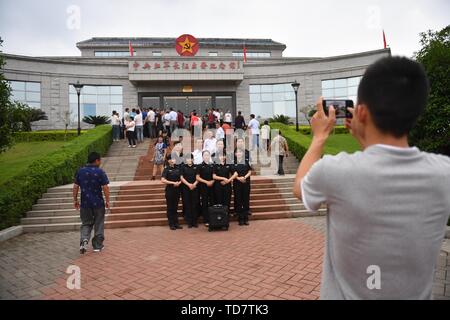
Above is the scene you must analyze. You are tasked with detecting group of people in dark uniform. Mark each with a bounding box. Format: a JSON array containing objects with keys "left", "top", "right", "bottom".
[{"left": 160, "top": 139, "right": 252, "bottom": 230}]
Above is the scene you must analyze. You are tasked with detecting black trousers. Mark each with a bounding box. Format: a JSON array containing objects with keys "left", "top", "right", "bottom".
[
  {"left": 182, "top": 185, "right": 199, "bottom": 226},
  {"left": 165, "top": 186, "right": 181, "bottom": 227},
  {"left": 214, "top": 181, "right": 231, "bottom": 208},
  {"left": 199, "top": 183, "right": 214, "bottom": 223},
  {"left": 233, "top": 180, "right": 250, "bottom": 222},
  {"left": 277, "top": 155, "right": 285, "bottom": 175},
  {"left": 127, "top": 131, "right": 136, "bottom": 146}
]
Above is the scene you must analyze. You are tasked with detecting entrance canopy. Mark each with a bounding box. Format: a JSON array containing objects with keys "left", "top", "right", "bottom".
[{"left": 129, "top": 59, "right": 244, "bottom": 81}]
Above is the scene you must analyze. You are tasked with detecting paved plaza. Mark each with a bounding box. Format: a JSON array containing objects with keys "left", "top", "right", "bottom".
[{"left": 0, "top": 217, "right": 326, "bottom": 300}]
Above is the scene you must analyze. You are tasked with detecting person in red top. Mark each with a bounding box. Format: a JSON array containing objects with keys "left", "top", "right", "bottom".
[
  {"left": 190, "top": 112, "right": 199, "bottom": 136},
  {"left": 177, "top": 110, "right": 184, "bottom": 129},
  {"left": 207, "top": 109, "right": 216, "bottom": 129}
]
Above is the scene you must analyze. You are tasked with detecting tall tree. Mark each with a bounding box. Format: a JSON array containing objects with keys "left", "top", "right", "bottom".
[
  {"left": 0, "top": 37, "right": 13, "bottom": 153},
  {"left": 409, "top": 26, "right": 450, "bottom": 155}
]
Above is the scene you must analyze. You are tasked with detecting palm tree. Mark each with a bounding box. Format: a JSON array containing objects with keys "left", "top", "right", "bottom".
[{"left": 82, "top": 115, "right": 111, "bottom": 126}]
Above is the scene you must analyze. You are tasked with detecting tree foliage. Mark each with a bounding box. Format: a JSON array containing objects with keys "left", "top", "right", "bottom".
[
  {"left": 409, "top": 26, "right": 450, "bottom": 155},
  {"left": 83, "top": 115, "right": 111, "bottom": 126},
  {"left": 0, "top": 37, "right": 13, "bottom": 153}
]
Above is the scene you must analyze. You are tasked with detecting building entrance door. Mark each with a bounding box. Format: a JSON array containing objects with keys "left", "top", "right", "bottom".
[{"left": 163, "top": 96, "right": 212, "bottom": 116}]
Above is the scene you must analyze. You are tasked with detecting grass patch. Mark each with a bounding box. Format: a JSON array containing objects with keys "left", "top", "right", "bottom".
[{"left": 0, "top": 141, "right": 67, "bottom": 185}]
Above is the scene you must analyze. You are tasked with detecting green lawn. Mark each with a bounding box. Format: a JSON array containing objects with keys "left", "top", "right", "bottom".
[
  {"left": 0, "top": 141, "right": 67, "bottom": 185},
  {"left": 323, "top": 134, "right": 361, "bottom": 155}
]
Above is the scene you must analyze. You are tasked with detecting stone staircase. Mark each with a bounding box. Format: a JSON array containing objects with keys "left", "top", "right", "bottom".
[
  {"left": 20, "top": 136, "right": 325, "bottom": 233},
  {"left": 21, "top": 176, "right": 326, "bottom": 232}
]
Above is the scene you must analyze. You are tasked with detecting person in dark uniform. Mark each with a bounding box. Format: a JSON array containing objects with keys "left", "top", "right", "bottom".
[
  {"left": 180, "top": 154, "right": 200, "bottom": 228},
  {"left": 234, "top": 137, "right": 252, "bottom": 215},
  {"left": 231, "top": 149, "right": 252, "bottom": 226},
  {"left": 213, "top": 153, "right": 233, "bottom": 209},
  {"left": 196, "top": 150, "right": 215, "bottom": 227},
  {"left": 161, "top": 154, "right": 183, "bottom": 231}
]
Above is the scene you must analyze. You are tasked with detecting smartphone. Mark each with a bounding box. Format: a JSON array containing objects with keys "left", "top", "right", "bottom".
[{"left": 322, "top": 99, "right": 354, "bottom": 119}]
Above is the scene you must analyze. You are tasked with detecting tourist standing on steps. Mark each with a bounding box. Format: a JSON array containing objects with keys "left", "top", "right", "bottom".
[
  {"left": 161, "top": 154, "right": 183, "bottom": 231},
  {"left": 111, "top": 111, "right": 120, "bottom": 142},
  {"left": 147, "top": 107, "right": 156, "bottom": 139},
  {"left": 125, "top": 116, "right": 137, "bottom": 148},
  {"left": 261, "top": 120, "right": 271, "bottom": 151},
  {"left": 73, "top": 152, "right": 110, "bottom": 254},
  {"left": 151, "top": 135, "right": 168, "bottom": 180},
  {"left": 248, "top": 114, "right": 260, "bottom": 151},
  {"left": 271, "top": 130, "right": 289, "bottom": 176},
  {"left": 134, "top": 110, "right": 144, "bottom": 143}
]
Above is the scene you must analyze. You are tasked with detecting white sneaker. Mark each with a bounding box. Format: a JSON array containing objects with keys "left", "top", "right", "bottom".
[
  {"left": 93, "top": 245, "right": 105, "bottom": 253},
  {"left": 128, "top": 145, "right": 132, "bottom": 148}
]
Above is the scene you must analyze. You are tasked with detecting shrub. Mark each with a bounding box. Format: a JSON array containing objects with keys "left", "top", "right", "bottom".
[
  {"left": 83, "top": 115, "right": 111, "bottom": 126},
  {"left": 13, "top": 130, "right": 85, "bottom": 142},
  {"left": 0, "top": 125, "right": 112, "bottom": 230},
  {"left": 268, "top": 114, "right": 292, "bottom": 125}
]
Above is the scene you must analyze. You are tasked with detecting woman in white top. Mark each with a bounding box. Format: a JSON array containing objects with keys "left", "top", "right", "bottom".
[{"left": 125, "top": 116, "right": 137, "bottom": 148}]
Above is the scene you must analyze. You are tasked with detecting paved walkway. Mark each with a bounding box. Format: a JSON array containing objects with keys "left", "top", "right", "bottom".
[{"left": 0, "top": 217, "right": 325, "bottom": 300}]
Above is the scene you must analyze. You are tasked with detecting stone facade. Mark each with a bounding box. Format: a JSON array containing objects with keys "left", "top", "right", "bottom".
[{"left": 1, "top": 37, "right": 391, "bottom": 130}]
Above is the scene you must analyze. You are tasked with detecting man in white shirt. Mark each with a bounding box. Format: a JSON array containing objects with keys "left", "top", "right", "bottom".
[
  {"left": 224, "top": 110, "right": 232, "bottom": 124},
  {"left": 215, "top": 122, "right": 225, "bottom": 141},
  {"left": 293, "top": 56, "right": 450, "bottom": 300},
  {"left": 134, "top": 110, "right": 144, "bottom": 143},
  {"left": 111, "top": 111, "right": 120, "bottom": 142},
  {"left": 169, "top": 108, "right": 178, "bottom": 137},
  {"left": 203, "top": 130, "right": 217, "bottom": 155},
  {"left": 192, "top": 139, "right": 204, "bottom": 165},
  {"left": 248, "top": 114, "right": 260, "bottom": 151},
  {"left": 213, "top": 109, "right": 221, "bottom": 124},
  {"left": 146, "top": 107, "right": 156, "bottom": 138}
]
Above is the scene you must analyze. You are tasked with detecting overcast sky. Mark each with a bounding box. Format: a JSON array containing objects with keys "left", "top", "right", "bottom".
[{"left": 0, "top": 0, "right": 448, "bottom": 58}]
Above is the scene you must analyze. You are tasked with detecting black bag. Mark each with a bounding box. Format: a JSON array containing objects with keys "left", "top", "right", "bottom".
[{"left": 208, "top": 205, "right": 229, "bottom": 231}]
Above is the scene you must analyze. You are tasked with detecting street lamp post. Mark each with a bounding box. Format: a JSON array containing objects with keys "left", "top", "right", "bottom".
[
  {"left": 73, "top": 81, "right": 84, "bottom": 136},
  {"left": 291, "top": 81, "right": 300, "bottom": 132}
]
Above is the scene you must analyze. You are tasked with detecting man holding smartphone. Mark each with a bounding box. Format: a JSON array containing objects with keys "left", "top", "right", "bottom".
[{"left": 293, "top": 56, "right": 450, "bottom": 299}]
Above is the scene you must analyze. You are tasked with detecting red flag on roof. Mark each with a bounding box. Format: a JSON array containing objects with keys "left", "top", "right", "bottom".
[
  {"left": 129, "top": 41, "right": 135, "bottom": 57},
  {"left": 383, "top": 30, "right": 387, "bottom": 49}
]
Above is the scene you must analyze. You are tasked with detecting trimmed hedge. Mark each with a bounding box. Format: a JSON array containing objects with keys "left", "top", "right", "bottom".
[
  {"left": 291, "top": 126, "right": 349, "bottom": 135},
  {"left": 0, "top": 125, "right": 112, "bottom": 230},
  {"left": 13, "top": 130, "right": 86, "bottom": 142}
]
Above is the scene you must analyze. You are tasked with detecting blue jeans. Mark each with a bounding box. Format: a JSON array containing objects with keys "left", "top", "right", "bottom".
[
  {"left": 112, "top": 125, "right": 120, "bottom": 141},
  {"left": 252, "top": 134, "right": 260, "bottom": 150},
  {"left": 136, "top": 126, "right": 144, "bottom": 142}
]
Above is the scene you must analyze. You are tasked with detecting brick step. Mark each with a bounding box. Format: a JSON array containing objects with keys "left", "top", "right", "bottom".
[
  {"left": 21, "top": 209, "right": 326, "bottom": 233},
  {"left": 113, "top": 197, "right": 300, "bottom": 208},
  {"left": 38, "top": 195, "right": 119, "bottom": 204},
  {"left": 115, "top": 192, "right": 293, "bottom": 202},
  {"left": 117, "top": 186, "right": 293, "bottom": 196},
  {"left": 111, "top": 202, "right": 305, "bottom": 214}
]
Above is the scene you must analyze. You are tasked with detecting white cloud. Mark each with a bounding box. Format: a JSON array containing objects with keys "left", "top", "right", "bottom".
[{"left": 0, "top": 0, "right": 448, "bottom": 58}]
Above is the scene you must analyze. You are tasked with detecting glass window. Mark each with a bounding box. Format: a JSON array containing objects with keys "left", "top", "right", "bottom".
[
  {"left": 97, "top": 86, "right": 110, "bottom": 95},
  {"left": 8, "top": 80, "right": 41, "bottom": 108},
  {"left": 334, "top": 87, "right": 348, "bottom": 97},
  {"left": 10, "top": 81, "right": 25, "bottom": 91},
  {"left": 260, "top": 85, "right": 273, "bottom": 93},
  {"left": 69, "top": 85, "right": 123, "bottom": 119},
  {"left": 249, "top": 85, "right": 260, "bottom": 94},
  {"left": 110, "top": 95, "right": 122, "bottom": 104},
  {"left": 322, "top": 80, "right": 334, "bottom": 89},
  {"left": 334, "top": 79, "right": 347, "bottom": 88},
  {"left": 261, "top": 93, "right": 273, "bottom": 102},
  {"left": 83, "top": 104, "right": 96, "bottom": 117},
  {"left": 321, "top": 76, "right": 361, "bottom": 100},
  {"left": 250, "top": 94, "right": 260, "bottom": 102},
  {"left": 110, "top": 86, "right": 123, "bottom": 95}
]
